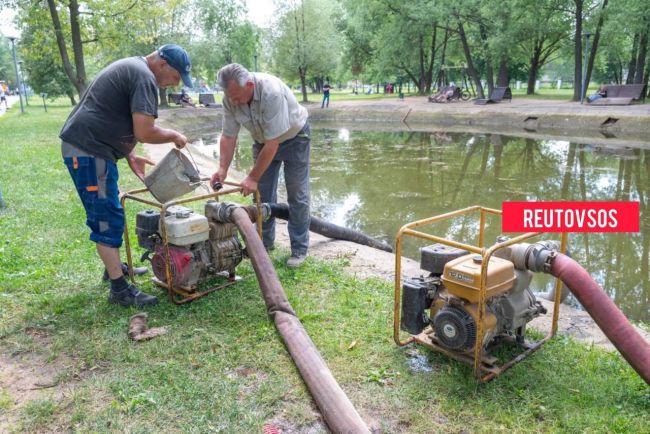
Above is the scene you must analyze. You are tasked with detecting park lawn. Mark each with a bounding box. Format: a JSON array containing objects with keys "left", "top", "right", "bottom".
[
  {"left": 0, "top": 100, "right": 648, "bottom": 433},
  {"left": 193, "top": 85, "right": 626, "bottom": 105}
]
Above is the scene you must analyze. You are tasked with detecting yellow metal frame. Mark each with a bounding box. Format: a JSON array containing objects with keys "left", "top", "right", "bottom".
[
  {"left": 393, "top": 205, "right": 567, "bottom": 382},
  {"left": 120, "top": 179, "right": 263, "bottom": 304}
]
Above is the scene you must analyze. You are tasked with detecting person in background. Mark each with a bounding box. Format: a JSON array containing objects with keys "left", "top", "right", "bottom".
[
  {"left": 210, "top": 63, "right": 311, "bottom": 268},
  {"left": 321, "top": 82, "right": 331, "bottom": 108},
  {"left": 587, "top": 85, "right": 607, "bottom": 103},
  {"left": 180, "top": 88, "right": 195, "bottom": 107},
  {"left": 0, "top": 87, "right": 7, "bottom": 109},
  {"left": 428, "top": 84, "right": 456, "bottom": 103},
  {"left": 60, "top": 44, "right": 192, "bottom": 307}
]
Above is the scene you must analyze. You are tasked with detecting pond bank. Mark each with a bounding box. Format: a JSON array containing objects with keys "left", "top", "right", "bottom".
[
  {"left": 309, "top": 96, "right": 650, "bottom": 139},
  {"left": 151, "top": 106, "right": 650, "bottom": 351},
  {"left": 162, "top": 96, "right": 650, "bottom": 149}
]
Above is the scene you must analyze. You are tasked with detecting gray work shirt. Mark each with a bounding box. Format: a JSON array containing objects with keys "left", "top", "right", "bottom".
[
  {"left": 222, "top": 73, "right": 308, "bottom": 144},
  {"left": 59, "top": 57, "right": 158, "bottom": 161}
]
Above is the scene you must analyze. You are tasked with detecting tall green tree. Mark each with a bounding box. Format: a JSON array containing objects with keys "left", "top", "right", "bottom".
[
  {"left": 0, "top": 39, "right": 17, "bottom": 89},
  {"left": 272, "top": 0, "right": 341, "bottom": 102},
  {"left": 9, "top": 0, "right": 197, "bottom": 103},
  {"left": 19, "top": 2, "right": 77, "bottom": 103},
  {"left": 191, "top": 0, "right": 260, "bottom": 86}
]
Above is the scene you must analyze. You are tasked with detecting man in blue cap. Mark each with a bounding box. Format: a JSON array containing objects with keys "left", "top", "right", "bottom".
[{"left": 60, "top": 44, "right": 193, "bottom": 307}]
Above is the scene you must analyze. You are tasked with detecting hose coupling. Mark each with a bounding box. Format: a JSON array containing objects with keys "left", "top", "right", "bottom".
[{"left": 211, "top": 202, "right": 237, "bottom": 223}]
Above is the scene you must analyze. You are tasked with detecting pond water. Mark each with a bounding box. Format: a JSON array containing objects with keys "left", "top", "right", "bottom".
[{"left": 201, "top": 125, "right": 650, "bottom": 323}]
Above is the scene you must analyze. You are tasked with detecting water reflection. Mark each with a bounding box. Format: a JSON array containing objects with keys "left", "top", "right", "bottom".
[{"left": 207, "top": 127, "right": 650, "bottom": 323}]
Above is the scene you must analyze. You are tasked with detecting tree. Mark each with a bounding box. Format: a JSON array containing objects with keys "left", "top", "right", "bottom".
[
  {"left": 0, "top": 39, "right": 18, "bottom": 90},
  {"left": 19, "top": 3, "right": 77, "bottom": 103},
  {"left": 511, "top": 0, "right": 571, "bottom": 95},
  {"left": 45, "top": 0, "right": 87, "bottom": 95},
  {"left": 11, "top": 0, "right": 196, "bottom": 103},
  {"left": 191, "top": 0, "right": 260, "bottom": 85},
  {"left": 272, "top": 0, "right": 341, "bottom": 102}
]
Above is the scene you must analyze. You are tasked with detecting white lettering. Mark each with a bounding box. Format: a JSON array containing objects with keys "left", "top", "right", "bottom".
[
  {"left": 523, "top": 209, "right": 533, "bottom": 228},
  {"left": 565, "top": 209, "right": 574, "bottom": 228},
  {"left": 609, "top": 209, "right": 618, "bottom": 228},
  {"left": 587, "top": 209, "right": 597, "bottom": 228},
  {"left": 575, "top": 209, "right": 585, "bottom": 227}
]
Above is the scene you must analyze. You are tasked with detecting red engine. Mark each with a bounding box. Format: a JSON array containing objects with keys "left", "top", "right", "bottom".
[{"left": 136, "top": 201, "right": 244, "bottom": 291}]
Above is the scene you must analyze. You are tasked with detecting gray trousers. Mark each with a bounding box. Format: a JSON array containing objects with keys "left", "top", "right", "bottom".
[{"left": 253, "top": 122, "right": 311, "bottom": 256}]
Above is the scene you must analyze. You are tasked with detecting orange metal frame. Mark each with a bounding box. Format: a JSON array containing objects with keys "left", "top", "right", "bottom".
[
  {"left": 120, "top": 179, "right": 262, "bottom": 304},
  {"left": 393, "top": 205, "right": 567, "bottom": 382}
]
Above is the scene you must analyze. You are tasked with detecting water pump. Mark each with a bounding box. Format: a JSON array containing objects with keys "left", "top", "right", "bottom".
[
  {"left": 401, "top": 243, "right": 547, "bottom": 352},
  {"left": 135, "top": 200, "right": 244, "bottom": 291}
]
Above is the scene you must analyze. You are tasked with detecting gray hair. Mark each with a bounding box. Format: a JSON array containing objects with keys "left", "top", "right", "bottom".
[{"left": 217, "top": 63, "right": 252, "bottom": 89}]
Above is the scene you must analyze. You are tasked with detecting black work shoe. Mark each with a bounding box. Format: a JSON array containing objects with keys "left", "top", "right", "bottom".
[
  {"left": 108, "top": 284, "right": 159, "bottom": 307},
  {"left": 102, "top": 262, "right": 149, "bottom": 281}
]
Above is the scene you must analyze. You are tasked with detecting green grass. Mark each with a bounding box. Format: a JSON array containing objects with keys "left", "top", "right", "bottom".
[{"left": 1, "top": 100, "right": 649, "bottom": 433}]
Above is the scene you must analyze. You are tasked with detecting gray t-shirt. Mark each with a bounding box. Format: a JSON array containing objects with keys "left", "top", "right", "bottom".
[
  {"left": 222, "top": 73, "right": 308, "bottom": 144},
  {"left": 59, "top": 57, "right": 158, "bottom": 161}
]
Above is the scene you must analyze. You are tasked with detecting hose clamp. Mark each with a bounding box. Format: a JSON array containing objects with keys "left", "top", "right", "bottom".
[{"left": 543, "top": 250, "right": 557, "bottom": 273}]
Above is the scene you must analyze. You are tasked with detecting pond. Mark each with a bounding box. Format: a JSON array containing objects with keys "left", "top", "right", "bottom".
[{"left": 201, "top": 124, "right": 650, "bottom": 324}]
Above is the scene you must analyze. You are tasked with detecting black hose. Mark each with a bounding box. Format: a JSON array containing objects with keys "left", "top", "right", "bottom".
[{"left": 268, "top": 203, "right": 393, "bottom": 253}]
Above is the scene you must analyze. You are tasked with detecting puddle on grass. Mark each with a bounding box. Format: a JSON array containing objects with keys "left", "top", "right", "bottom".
[{"left": 405, "top": 349, "right": 435, "bottom": 373}]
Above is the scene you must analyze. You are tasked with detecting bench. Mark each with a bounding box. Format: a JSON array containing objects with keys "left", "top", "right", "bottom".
[
  {"left": 168, "top": 93, "right": 183, "bottom": 105},
  {"left": 474, "top": 87, "right": 512, "bottom": 105},
  {"left": 588, "top": 84, "right": 647, "bottom": 105},
  {"left": 199, "top": 93, "right": 220, "bottom": 108}
]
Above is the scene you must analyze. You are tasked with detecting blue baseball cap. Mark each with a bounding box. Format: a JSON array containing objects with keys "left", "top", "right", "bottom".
[{"left": 158, "top": 44, "right": 193, "bottom": 88}]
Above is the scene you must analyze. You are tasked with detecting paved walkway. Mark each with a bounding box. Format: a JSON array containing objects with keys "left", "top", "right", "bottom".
[
  {"left": 315, "top": 95, "right": 650, "bottom": 116},
  {"left": 0, "top": 95, "right": 21, "bottom": 115}
]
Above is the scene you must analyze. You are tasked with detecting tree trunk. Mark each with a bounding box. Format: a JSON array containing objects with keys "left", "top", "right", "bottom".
[
  {"left": 299, "top": 67, "right": 308, "bottom": 102},
  {"left": 68, "top": 0, "right": 87, "bottom": 95},
  {"left": 497, "top": 56, "right": 509, "bottom": 87},
  {"left": 457, "top": 20, "right": 485, "bottom": 98},
  {"left": 573, "top": 0, "right": 583, "bottom": 101},
  {"left": 66, "top": 90, "right": 77, "bottom": 106},
  {"left": 634, "top": 30, "right": 648, "bottom": 84},
  {"left": 159, "top": 88, "right": 168, "bottom": 107},
  {"left": 527, "top": 42, "right": 542, "bottom": 95},
  {"left": 585, "top": 0, "right": 608, "bottom": 90},
  {"left": 626, "top": 34, "right": 639, "bottom": 84},
  {"left": 425, "top": 24, "right": 437, "bottom": 95},
  {"left": 418, "top": 34, "right": 426, "bottom": 94},
  {"left": 436, "top": 29, "right": 449, "bottom": 89},
  {"left": 480, "top": 24, "right": 494, "bottom": 96},
  {"left": 46, "top": 0, "right": 85, "bottom": 96}
]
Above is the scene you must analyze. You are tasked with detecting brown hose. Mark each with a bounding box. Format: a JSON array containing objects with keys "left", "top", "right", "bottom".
[
  {"left": 550, "top": 253, "right": 650, "bottom": 385},
  {"left": 229, "top": 206, "right": 370, "bottom": 433}
]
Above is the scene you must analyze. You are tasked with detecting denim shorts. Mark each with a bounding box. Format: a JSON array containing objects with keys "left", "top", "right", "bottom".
[{"left": 63, "top": 154, "right": 124, "bottom": 248}]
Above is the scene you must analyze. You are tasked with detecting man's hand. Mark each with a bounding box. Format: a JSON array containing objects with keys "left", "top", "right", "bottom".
[
  {"left": 210, "top": 167, "right": 228, "bottom": 190},
  {"left": 126, "top": 152, "right": 155, "bottom": 181},
  {"left": 240, "top": 176, "right": 258, "bottom": 196},
  {"left": 173, "top": 132, "right": 188, "bottom": 149}
]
